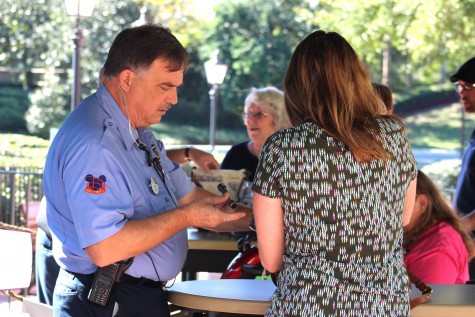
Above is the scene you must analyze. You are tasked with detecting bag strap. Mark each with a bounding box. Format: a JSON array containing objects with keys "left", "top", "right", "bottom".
[{"left": 408, "top": 270, "right": 432, "bottom": 309}]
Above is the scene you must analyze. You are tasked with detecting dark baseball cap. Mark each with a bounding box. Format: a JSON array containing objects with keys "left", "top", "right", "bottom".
[{"left": 450, "top": 57, "right": 475, "bottom": 83}]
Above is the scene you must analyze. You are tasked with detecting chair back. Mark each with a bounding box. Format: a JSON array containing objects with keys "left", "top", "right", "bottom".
[{"left": 0, "top": 225, "right": 33, "bottom": 290}]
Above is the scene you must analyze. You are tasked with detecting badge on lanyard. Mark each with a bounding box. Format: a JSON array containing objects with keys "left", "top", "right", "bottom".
[{"left": 150, "top": 177, "right": 159, "bottom": 195}]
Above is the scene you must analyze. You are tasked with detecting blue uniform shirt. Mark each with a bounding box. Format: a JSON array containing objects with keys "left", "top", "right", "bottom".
[{"left": 43, "top": 85, "right": 194, "bottom": 281}]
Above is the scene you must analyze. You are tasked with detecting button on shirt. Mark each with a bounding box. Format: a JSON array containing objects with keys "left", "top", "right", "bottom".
[{"left": 43, "top": 84, "right": 194, "bottom": 281}]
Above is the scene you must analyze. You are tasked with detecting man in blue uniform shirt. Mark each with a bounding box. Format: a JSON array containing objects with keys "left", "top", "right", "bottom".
[
  {"left": 451, "top": 57, "right": 475, "bottom": 232},
  {"left": 43, "top": 24, "right": 250, "bottom": 316}
]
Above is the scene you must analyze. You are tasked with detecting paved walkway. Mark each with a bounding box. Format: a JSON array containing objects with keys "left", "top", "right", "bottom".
[{"left": 412, "top": 148, "right": 460, "bottom": 168}]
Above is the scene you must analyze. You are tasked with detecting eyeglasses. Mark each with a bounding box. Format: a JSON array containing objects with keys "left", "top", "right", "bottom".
[
  {"left": 242, "top": 111, "right": 269, "bottom": 121},
  {"left": 455, "top": 82, "right": 475, "bottom": 93}
]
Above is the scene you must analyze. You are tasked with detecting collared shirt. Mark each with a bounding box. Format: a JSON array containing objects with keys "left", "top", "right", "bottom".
[{"left": 43, "top": 84, "right": 194, "bottom": 281}]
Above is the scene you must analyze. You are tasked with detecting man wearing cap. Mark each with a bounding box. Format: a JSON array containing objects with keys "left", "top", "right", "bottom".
[{"left": 450, "top": 57, "right": 475, "bottom": 231}]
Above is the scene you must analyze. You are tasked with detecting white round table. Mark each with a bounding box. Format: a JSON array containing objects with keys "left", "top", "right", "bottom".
[
  {"left": 167, "top": 279, "right": 274, "bottom": 315},
  {"left": 167, "top": 279, "right": 475, "bottom": 316}
]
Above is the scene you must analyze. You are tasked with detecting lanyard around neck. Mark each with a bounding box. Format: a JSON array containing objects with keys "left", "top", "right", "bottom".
[{"left": 135, "top": 138, "right": 165, "bottom": 182}]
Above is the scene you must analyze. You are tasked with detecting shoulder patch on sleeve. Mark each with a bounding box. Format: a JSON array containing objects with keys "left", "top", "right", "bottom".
[{"left": 84, "top": 174, "right": 107, "bottom": 194}]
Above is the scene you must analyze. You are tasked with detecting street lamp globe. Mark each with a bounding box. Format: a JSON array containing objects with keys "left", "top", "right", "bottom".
[
  {"left": 204, "top": 50, "right": 228, "bottom": 85},
  {"left": 64, "top": 0, "right": 96, "bottom": 17},
  {"left": 131, "top": 4, "right": 153, "bottom": 27},
  {"left": 204, "top": 50, "right": 228, "bottom": 150}
]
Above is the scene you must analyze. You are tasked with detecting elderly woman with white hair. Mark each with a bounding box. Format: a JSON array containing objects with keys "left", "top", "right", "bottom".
[{"left": 221, "top": 87, "right": 291, "bottom": 181}]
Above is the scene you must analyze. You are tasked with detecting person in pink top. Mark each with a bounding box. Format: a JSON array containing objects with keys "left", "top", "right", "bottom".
[{"left": 404, "top": 170, "right": 475, "bottom": 284}]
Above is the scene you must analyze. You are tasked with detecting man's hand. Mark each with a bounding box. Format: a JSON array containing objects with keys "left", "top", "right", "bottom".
[
  {"left": 410, "top": 293, "right": 431, "bottom": 309},
  {"left": 182, "top": 192, "right": 246, "bottom": 228},
  {"left": 188, "top": 148, "right": 220, "bottom": 173}
]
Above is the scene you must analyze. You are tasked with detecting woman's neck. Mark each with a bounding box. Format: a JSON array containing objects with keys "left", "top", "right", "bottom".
[{"left": 248, "top": 140, "right": 264, "bottom": 157}]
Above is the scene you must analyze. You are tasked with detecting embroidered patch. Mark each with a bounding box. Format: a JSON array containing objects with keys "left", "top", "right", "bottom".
[{"left": 84, "top": 174, "right": 107, "bottom": 194}]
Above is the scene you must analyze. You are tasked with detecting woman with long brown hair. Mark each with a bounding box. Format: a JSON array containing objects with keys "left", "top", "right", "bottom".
[
  {"left": 252, "top": 30, "right": 417, "bottom": 316},
  {"left": 404, "top": 170, "right": 475, "bottom": 284}
]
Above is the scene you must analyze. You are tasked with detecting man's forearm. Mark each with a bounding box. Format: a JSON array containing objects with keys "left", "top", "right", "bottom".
[
  {"left": 86, "top": 207, "right": 190, "bottom": 267},
  {"left": 86, "top": 192, "right": 247, "bottom": 266}
]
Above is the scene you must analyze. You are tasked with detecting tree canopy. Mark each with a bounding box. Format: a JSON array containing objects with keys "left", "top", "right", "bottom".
[{"left": 1, "top": 0, "right": 474, "bottom": 142}]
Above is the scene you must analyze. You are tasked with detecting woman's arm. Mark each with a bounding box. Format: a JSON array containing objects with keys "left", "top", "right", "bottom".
[
  {"left": 253, "top": 192, "right": 284, "bottom": 273},
  {"left": 461, "top": 210, "right": 475, "bottom": 232},
  {"left": 403, "top": 177, "right": 417, "bottom": 226}
]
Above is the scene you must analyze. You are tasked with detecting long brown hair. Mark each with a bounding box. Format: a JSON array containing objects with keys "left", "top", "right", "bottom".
[
  {"left": 283, "top": 30, "right": 392, "bottom": 162},
  {"left": 404, "top": 170, "right": 475, "bottom": 260}
]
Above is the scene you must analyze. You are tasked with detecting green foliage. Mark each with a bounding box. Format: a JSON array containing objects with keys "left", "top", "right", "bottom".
[
  {"left": 0, "top": 133, "right": 50, "bottom": 170},
  {"left": 313, "top": 0, "right": 475, "bottom": 90},
  {"left": 0, "top": 0, "right": 140, "bottom": 138},
  {"left": 403, "top": 102, "right": 475, "bottom": 150},
  {"left": 2, "top": 0, "right": 475, "bottom": 144},
  {"left": 207, "top": 0, "right": 311, "bottom": 112},
  {"left": 163, "top": 47, "right": 214, "bottom": 128},
  {"left": 393, "top": 84, "right": 458, "bottom": 116},
  {"left": 405, "top": 0, "right": 475, "bottom": 83},
  {"left": 25, "top": 69, "right": 70, "bottom": 138},
  {"left": 23, "top": 1, "right": 141, "bottom": 138},
  {"left": 0, "top": 95, "right": 471, "bottom": 169},
  {"left": 150, "top": 120, "right": 248, "bottom": 145},
  {"left": 0, "top": 0, "right": 53, "bottom": 88},
  {"left": 0, "top": 134, "right": 47, "bottom": 224},
  {"left": 421, "top": 159, "right": 461, "bottom": 196},
  {"left": 0, "top": 86, "right": 30, "bottom": 133},
  {"left": 79, "top": 1, "right": 141, "bottom": 96}
]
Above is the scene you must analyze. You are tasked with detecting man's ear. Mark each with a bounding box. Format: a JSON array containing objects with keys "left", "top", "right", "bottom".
[{"left": 118, "top": 69, "right": 134, "bottom": 92}]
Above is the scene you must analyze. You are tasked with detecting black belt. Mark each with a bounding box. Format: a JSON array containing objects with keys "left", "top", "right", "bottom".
[{"left": 119, "top": 273, "right": 166, "bottom": 288}]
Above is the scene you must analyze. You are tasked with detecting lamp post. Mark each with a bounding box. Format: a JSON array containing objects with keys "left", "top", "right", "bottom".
[
  {"left": 131, "top": 4, "right": 152, "bottom": 27},
  {"left": 64, "top": 0, "right": 96, "bottom": 111},
  {"left": 204, "top": 50, "right": 228, "bottom": 150}
]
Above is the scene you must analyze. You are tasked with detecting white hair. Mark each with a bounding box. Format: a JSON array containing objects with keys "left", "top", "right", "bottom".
[{"left": 244, "top": 87, "right": 291, "bottom": 131}]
